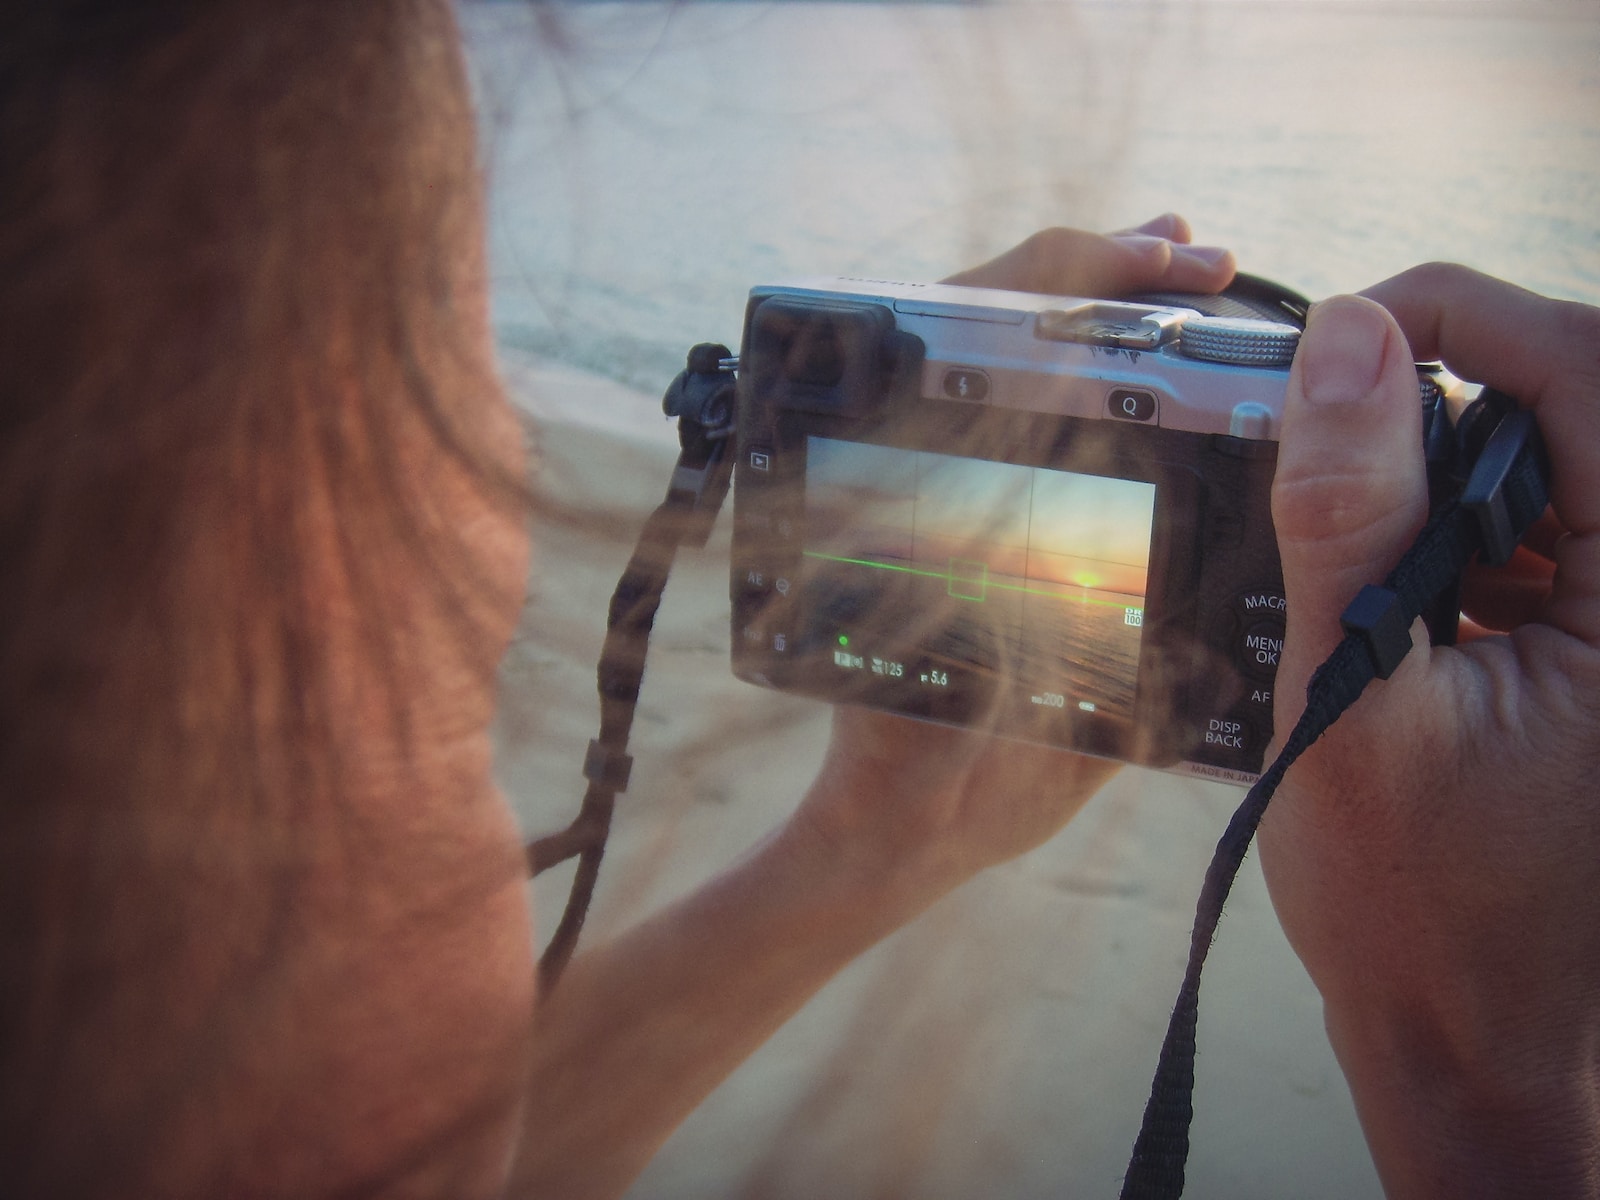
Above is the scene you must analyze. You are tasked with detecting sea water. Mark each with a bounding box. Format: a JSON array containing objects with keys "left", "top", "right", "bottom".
[{"left": 466, "top": 0, "right": 1600, "bottom": 401}]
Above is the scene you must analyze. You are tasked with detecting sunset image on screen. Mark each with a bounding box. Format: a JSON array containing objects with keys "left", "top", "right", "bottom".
[
  {"left": 804, "top": 439, "right": 1153, "bottom": 602},
  {"left": 803, "top": 438, "right": 1156, "bottom": 720}
]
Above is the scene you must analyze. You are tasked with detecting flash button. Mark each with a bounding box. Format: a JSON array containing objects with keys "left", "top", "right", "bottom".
[{"left": 943, "top": 369, "right": 990, "bottom": 402}]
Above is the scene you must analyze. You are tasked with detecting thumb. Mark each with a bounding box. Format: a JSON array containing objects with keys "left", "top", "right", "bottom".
[{"left": 1271, "top": 295, "right": 1430, "bottom": 733}]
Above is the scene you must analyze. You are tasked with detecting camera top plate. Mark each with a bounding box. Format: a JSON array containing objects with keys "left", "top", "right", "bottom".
[{"left": 746, "top": 277, "right": 1306, "bottom": 442}]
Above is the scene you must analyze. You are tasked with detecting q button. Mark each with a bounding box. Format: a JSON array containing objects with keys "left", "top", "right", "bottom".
[{"left": 1108, "top": 388, "right": 1158, "bottom": 423}]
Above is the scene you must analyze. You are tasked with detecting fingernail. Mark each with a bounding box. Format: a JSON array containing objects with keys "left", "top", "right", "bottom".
[
  {"left": 1300, "top": 298, "right": 1389, "bottom": 407},
  {"left": 1172, "top": 243, "right": 1231, "bottom": 269},
  {"left": 1111, "top": 234, "right": 1167, "bottom": 254},
  {"left": 1124, "top": 212, "right": 1181, "bottom": 237}
]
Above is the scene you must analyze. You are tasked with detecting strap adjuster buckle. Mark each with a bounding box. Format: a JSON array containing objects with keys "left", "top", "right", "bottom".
[
  {"left": 1460, "top": 406, "right": 1545, "bottom": 567},
  {"left": 1340, "top": 584, "right": 1413, "bottom": 680},
  {"left": 583, "top": 739, "right": 634, "bottom": 793}
]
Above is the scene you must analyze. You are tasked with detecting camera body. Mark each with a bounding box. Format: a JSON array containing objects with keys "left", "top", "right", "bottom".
[{"left": 728, "top": 277, "right": 1434, "bottom": 785}]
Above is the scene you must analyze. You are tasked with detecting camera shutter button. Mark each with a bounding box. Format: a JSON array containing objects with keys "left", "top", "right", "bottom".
[{"left": 1179, "top": 317, "right": 1301, "bottom": 367}]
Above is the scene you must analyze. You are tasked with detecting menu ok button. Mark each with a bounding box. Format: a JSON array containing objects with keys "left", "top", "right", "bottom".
[{"left": 1239, "top": 619, "right": 1283, "bottom": 679}]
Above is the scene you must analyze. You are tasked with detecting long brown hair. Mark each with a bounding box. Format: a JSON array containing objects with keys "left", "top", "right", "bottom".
[{"left": 0, "top": 4, "right": 532, "bottom": 1193}]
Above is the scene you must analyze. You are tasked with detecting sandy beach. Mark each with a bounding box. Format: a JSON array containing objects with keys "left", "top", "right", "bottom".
[{"left": 492, "top": 348, "right": 1380, "bottom": 1199}]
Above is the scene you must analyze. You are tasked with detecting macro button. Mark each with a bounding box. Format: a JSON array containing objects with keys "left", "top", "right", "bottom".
[
  {"left": 1107, "top": 388, "right": 1157, "bottom": 423},
  {"left": 1237, "top": 588, "right": 1286, "bottom": 620},
  {"left": 943, "top": 368, "right": 990, "bottom": 402}
]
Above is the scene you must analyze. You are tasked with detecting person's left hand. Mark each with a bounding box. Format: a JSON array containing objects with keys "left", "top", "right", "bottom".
[
  {"left": 791, "top": 215, "right": 1237, "bottom": 898},
  {"left": 943, "top": 212, "right": 1236, "bottom": 296}
]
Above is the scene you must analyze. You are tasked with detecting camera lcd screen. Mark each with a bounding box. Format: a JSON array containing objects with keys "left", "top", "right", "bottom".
[{"left": 799, "top": 436, "right": 1156, "bottom": 730}]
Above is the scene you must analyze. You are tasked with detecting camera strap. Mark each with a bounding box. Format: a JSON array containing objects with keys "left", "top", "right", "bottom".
[
  {"left": 1119, "top": 393, "right": 1551, "bottom": 1199},
  {"left": 526, "top": 345, "right": 737, "bottom": 992}
]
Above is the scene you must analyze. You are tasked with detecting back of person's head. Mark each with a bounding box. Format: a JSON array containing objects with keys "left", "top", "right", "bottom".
[{"left": 1, "top": 5, "right": 536, "bottom": 1194}]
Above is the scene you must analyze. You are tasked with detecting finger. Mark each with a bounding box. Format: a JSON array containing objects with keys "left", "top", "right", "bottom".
[
  {"left": 1271, "top": 295, "right": 1431, "bottom": 731},
  {"left": 1520, "top": 509, "right": 1567, "bottom": 563},
  {"left": 1111, "top": 212, "right": 1192, "bottom": 242},
  {"left": 941, "top": 225, "right": 1234, "bottom": 298},
  {"left": 1459, "top": 544, "right": 1557, "bottom": 633},
  {"left": 1362, "top": 263, "right": 1600, "bottom": 536},
  {"left": 1365, "top": 264, "right": 1600, "bottom": 645},
  {"left": 1548, "top": 529, "right": 1600, "bottom": 645}
]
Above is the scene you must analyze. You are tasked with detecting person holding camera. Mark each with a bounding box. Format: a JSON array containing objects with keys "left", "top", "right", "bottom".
[{"left": 2, "top": 5, "right": 1595, "bottom": 1198}]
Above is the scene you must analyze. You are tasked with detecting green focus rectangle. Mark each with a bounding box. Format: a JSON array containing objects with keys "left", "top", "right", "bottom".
[{"left": 948, "top": 559, "right": 988, "bottom": 601}]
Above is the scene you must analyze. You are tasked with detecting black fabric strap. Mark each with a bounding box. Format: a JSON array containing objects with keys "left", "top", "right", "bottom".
[
  {"left": 1120, "top": 405, "right": 1549, "bottom": 1198},
  {"left": 526, "top": 346, "right": 737, "bottom": 994},
  {"left": 528, "top": 500, "right": 688, "bottom": 992}
]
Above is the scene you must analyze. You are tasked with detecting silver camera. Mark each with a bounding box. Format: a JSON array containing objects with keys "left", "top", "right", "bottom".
[{"left": 728, "top": 276, "right": 1451, "bottom": 784}]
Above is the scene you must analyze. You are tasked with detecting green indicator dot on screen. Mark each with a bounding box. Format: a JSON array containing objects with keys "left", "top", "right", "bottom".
[{"left": 838, "top": 635, "right": 849, "bottom": 647}]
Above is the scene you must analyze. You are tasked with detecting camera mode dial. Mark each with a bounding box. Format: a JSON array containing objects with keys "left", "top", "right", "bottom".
[{"left": 1178, "top": 317, "right": 1301, "bottom": 367}]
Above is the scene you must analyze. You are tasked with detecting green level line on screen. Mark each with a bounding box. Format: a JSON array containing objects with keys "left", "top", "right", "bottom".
[{"left": 800, "top": 550, "right": 1145, "bottom": 614}]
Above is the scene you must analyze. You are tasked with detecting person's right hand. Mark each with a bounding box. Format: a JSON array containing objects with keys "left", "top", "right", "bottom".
[{"left": 1257, "top": 266, "right": 1600, "bottom": 1198}]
